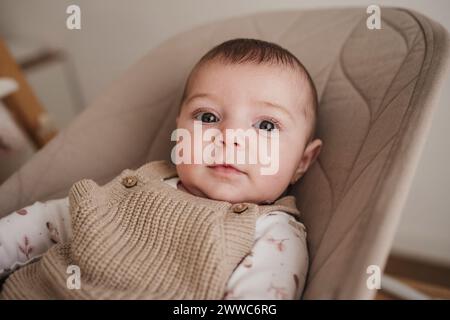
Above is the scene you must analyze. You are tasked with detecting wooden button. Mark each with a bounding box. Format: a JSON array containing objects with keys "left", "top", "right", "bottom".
[
  {"left": 231, "top": 203, "right": 248, "bottom": 214},
  {"left": 122, "top": 176, "right": 138, "bottom": 188}
]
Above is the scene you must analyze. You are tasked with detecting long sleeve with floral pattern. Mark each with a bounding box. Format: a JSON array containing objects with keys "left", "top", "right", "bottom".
[
  {"left": 0, "top": 198, "right": 71, "bottom": 278},
  {"left": 223, "top": 211, "right": 309, "bottom": 300}
]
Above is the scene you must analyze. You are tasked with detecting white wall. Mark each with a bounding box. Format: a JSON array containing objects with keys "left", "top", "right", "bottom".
[{"left": 0, "top": 0, "right": 449, "bottom": 265}]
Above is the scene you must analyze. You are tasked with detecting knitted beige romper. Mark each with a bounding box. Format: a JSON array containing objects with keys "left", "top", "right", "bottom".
[{"left": 0, "top": 160, "right": 302, "bottom": 299}]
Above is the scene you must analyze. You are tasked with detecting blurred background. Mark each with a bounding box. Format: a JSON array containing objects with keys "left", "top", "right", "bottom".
[{"left": 0, "top": 0, "right": 449, "bottom": 299}]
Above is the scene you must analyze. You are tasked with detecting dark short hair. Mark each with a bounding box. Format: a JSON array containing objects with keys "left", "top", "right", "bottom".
[{"left": 180, "top": 38, "right": 318, "bottom": 141}]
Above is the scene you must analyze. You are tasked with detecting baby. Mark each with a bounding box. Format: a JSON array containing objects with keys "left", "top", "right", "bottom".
[{"left": 0, "top": 38, "right": 322, "bottom": 299}]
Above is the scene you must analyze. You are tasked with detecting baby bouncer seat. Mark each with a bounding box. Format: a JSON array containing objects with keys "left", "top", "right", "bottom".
[{"left": 0, "top": 7, "right": 448, "bottom": 299}]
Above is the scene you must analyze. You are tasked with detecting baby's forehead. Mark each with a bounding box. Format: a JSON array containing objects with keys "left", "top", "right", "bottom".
[
  {"left": 191, "top": 60, "right": 311, "bottom": 98},
  {"left": 185, "top": 60, "right": 315, "bottom": 119}
]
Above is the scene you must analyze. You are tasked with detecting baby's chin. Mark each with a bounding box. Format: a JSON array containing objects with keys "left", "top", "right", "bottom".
[
  {"left": 176, "top": 165, "right": 282, "bottom": 204},
  {"left": 204, "top": 189, "right": 252, "bottom": 204},
  {"left": 197, "top": 184, "right": 270, "bottom": 204}
]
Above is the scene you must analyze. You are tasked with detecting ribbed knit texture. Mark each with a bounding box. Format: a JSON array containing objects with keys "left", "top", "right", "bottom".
[{"left": 0, "top": 160, "right": 300, "bottom": 300}]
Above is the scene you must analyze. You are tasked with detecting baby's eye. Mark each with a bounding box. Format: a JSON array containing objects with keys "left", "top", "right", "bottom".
[
  {"left": 195, "top": 112, "right": 219, "bottom": 123},
  {"left": 253, "top": 119, "right": 277, "bottom": 131}
]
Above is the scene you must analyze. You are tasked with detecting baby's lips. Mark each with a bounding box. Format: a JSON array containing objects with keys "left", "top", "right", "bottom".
[{"left": 207, "top": 163, "right": 247, "bottom": 175}]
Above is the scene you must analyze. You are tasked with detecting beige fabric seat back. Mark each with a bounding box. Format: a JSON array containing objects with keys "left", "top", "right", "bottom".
[{"left": 0, "top": 8, "right": 448, "bottom": 299}]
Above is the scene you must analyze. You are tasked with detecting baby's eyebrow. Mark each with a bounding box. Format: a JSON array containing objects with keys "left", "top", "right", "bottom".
[
  {"left": 185, "top": 93, "right": 218, "bottom": 105},
  {"left": 185, "top": 93, "right": 298, "bottom": 122},
  {"left": 254, "top": 99, "right": 296, "bottom": 122}
]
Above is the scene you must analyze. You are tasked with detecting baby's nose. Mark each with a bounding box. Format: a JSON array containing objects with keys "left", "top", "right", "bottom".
[{"left": 213, "top": 135, "right": 240, "bottom": 148}]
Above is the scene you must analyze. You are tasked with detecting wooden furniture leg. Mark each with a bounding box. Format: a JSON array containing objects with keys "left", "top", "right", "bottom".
[{"left": 0, "top": 38, "right": 57, "bottom": 149}]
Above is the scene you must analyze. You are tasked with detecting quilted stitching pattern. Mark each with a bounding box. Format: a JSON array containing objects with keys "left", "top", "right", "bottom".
[{"left": 296, "top": 10, "right": 428, "bottom": 298}]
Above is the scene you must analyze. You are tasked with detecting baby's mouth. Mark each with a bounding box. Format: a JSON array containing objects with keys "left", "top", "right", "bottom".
[{"left": 207, "top": 164, "right": 246, "bottom": 175}]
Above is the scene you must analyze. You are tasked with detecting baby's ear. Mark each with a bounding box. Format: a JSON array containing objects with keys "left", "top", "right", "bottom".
[{"left": 290, "top": 139, "right": 322, "bottom": 184}]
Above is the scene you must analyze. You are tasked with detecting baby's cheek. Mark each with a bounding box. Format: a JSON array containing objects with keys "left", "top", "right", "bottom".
[{"left": 253, "top": 171, "right": 290, "bottom": 201}]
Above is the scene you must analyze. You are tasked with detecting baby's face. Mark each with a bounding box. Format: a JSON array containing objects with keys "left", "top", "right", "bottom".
[{"left": 175, "top": 61, "right": 321, "bottom": 204}]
